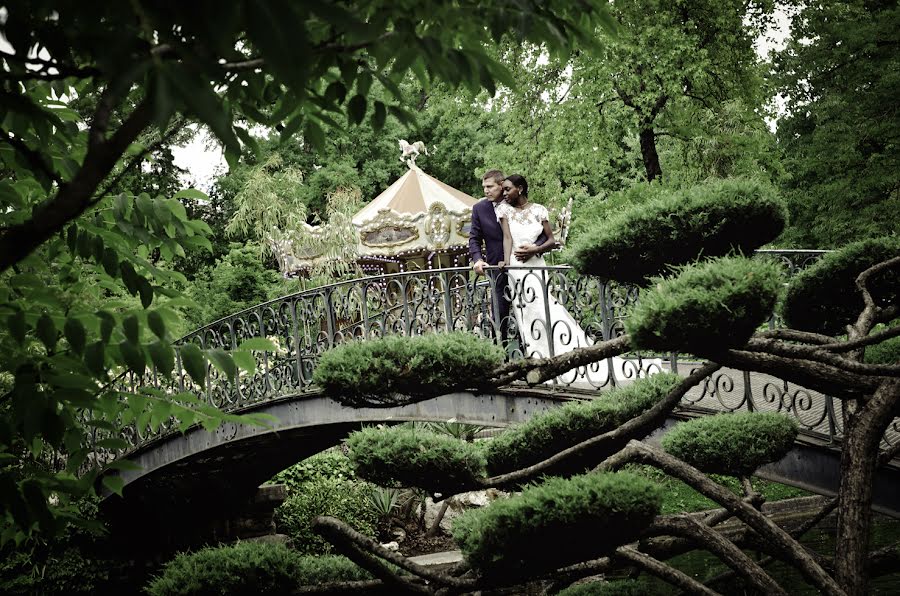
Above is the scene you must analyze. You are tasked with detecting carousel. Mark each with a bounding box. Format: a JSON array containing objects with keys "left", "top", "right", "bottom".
[
  {"left": 274, "top": 141, "right": 479, "bottom": 276},
  {"left": 273, "top": 140, "right": 571, "bottom": 277}
]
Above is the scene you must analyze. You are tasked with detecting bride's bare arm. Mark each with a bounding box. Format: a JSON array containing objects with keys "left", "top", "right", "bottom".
[
  {"left": 537, "top": 220, "right": 557, "bottom": 254},
  {"left": 500, "top": 217, "right": 512, "bottom": 267}
]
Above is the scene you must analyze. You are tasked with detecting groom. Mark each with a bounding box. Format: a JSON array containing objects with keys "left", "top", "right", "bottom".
[{"left": 469, "top": 169, "right": 547, "bottom": 343}]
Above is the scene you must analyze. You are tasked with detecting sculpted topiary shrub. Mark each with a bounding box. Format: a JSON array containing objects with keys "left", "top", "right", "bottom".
[
  {"left": 274, "top": 477, "right": 378, "bottom": 555},
  {"left": 346, "top": 426, "right": 487, "bottom": 494},
  {"left": 626, "top": 256, "right": 782, "bottom": 353},
  {"left": 313, "top": 332, "right": 504, "bottom": 407},
  {"left": 782, "top": 236, "right": 900, "bottom": 335},
  {"left": 485, "top": 373, "right": 681, "bottom": 475},
  {"left": 662, "top": 412, "right": 798, "bottom": 476},
  {"left": 571, "top": 178, "right": 787, "bottom": 285},
  {"left": 452, "top": 471, "right": 662, "bottom": 577},
  {"left": 144, "top": 542, "right": 370, "bottom": 595}
]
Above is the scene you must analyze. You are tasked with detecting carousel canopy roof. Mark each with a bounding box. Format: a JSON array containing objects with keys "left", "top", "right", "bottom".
[{"left": 351, "top": 165, "right": 477, "bottom": 226}]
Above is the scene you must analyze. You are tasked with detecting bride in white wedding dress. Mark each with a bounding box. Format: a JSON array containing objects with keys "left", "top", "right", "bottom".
[{"left": 496, "top": 174, "right": 662, "bottom": 387}]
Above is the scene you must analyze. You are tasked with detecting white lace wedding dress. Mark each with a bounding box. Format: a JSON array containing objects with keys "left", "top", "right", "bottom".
[{"left": 496, "top": 201, "right": 662, "bottom": 387}]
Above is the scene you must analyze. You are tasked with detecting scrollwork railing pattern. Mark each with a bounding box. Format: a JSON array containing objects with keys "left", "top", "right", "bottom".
[{"left": 98, "top": 249, "right": 897, "bottom": 460}]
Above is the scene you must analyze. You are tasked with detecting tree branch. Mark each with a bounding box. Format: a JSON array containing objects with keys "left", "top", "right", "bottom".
[
  {"left": 312, "top": 516, "right": 472, "bottom": 591},
  {"left": 756, "top": 328, "right": 836, "bottom": 345},
  {"left": 851, "top": 256, "right": 900, "bottom": 340},
  {"left": 743, "top": 338, "right": 900, "bottom": 377},
  {"left": 707, "top": 349, "right": 882, "bottom": 397},
  {"left": 489, "top": 334, "right": 633, "bottom": 386},
  {"left": 599, "top": 441, "right": 845, "bottom": 596},
  {"left": 612, "top": 546, "right": 722, "bottom": 596},
  {"left": 479, "top": 363, "right": 720, "bottom": 489},
  {"left": 0, "top": 129, "right": 63, "bottom": 185},
  {"left": 648, "top": 516, "right": 787, "bottom": 595},
  {"left": 0, "top": 97, "right": 155, "bottom": 273},
  {"left": 820, "top": 325, "right": 900, "bottom": 353}
]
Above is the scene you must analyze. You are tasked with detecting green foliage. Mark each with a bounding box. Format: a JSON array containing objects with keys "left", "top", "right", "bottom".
[
  {"left": 485, "top": 374, "right": 682, "bottom": 476},
  {"left": 313, "top": 332, "right": 504, "bottom": 407},
  {"left": 775, "top": 1, "right": 899, "bottom": 248},
  {"left": 182, "top": 243, "right": 287, "bottom": 330},
  {"left": 269, "top": 449, "right": 356, "bottom": 492},
  {"left": 346, "top": 426, "right": 486, "bottom": 494},
  {"left": 571, "top": 178, "right": 787, "bottom": 285},
  {"left": 144, "top": 542, "right": 370, "bottom": 595},
  {"left": 558, "top": 579, "right": 652, "bottom": 596},
  {"left": 864, "top": 327, "right": 900, "bottom": 365},
  {"left": 452, "top": 471, "right": 662, "bottom": 577},
  {"left": 626, "top": 256, "right": 783, "bottom": 354},
  {"left": 274, "top": 478, "right": 378, "bottom": 556},
  {"left": 662, "top": 412, "right": 798, "bottom": 476},
  {"left": 781, "top": 237, "right": 900, "bottom": 335}
]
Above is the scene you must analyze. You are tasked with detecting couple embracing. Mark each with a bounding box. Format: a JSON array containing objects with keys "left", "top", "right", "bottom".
[{"left": 468, "top": 170, "right": 660, "bottom": 385}]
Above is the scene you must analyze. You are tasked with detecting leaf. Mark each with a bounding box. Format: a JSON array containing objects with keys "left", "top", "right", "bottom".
[
  {"left": 206, "top": 348, "right": 237, "bottom": 381},
  {"left": 348, "top": 94, "right": 367, "bottom": 125},
  {"left": 36, "top": 313, "right": 58, "bottom": 351},
  {"left": 96, "top": 438, "right": 129, "bottom": 451},
  {"left": 231, "top": 350, "right": 256, "bottom": 375},
  {"left": 172, "top": 188, "right": 208, "bottom": 201},
  {"left": 120, "top": 261, "right": 140, "bottom": 296},
  {"left": 148, "top": 340, "right": 175, "bottom": 377},
  {"left": 137, "top": 277, "right": 154, "bottom": 309},
  {"left": 149, "top": 400, "right": 173, "bottom": 432},
  {"left": 147, "top": 311, "right": 166, "bottom": 339},
  {"left": 238, "top": 337, "right": 279, "bottom": 352},
  {"left": 97, "top": 311, "right": 115, "bottom": 343},
  {"left": 180, "top": 344, "right": 207, "bottom": 386},
  {"left": 372, "top": 101, "right": 387, "bottom": 132},
  {"left": 101, "top": 476, "right": 125, "bottom": 497},
  {"left": 280, "top": 113, "right": 304, "bottom": 143},
  {"left": 119, "top": 340, "right": 146, "bottom": 375},
  {"left": 304, "top": 119, "right": 325, "bottom": 151},
  {"left": 103, "top": 459, "right": 142, "bottom": 472},
  {"left": 7, "top": 310, "right": 26, "bottom": 345},
  {"left": 64, "top": 317, "right": 86, "bottom": 354},
  {"left": 164, "top": 65, "right": 241, "bottom": 154},
  {"left": 122, "top": 315, "right": 140, "bottom": 344},
  {"left": 84, "top": 341, "right": 106, "bottom": 377}
]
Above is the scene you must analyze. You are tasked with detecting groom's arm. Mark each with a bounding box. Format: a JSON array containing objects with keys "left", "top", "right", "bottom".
[{"left": 469, "top": 204, "right": 485, "bottom": 264}]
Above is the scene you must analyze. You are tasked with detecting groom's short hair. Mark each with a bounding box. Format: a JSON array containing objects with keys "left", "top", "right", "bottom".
[{"left": 482, "top": 169, "right": 504, "bottom": 184}]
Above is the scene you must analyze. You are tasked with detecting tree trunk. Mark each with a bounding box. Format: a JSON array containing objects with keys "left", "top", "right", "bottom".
[
  {"left": 639, "top": 126, "right": 663, "bottom": 183},
  {"left": 834, "top": 379, "right": 900, "bottom": 596}
]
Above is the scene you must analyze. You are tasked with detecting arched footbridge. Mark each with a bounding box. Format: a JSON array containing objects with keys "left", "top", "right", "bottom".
[{"left": 97, "top": 251, "right": 900, "bottom": 544}]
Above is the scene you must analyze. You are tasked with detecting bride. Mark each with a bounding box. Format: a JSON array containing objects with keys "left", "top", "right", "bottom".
[{"left": 496, "top": 174, "right": 661, "bottom": 386}]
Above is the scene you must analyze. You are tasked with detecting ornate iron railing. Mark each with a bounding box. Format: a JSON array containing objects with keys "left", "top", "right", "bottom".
[{"left": 95, "top": 248, "right": 896, "bottom": 460}]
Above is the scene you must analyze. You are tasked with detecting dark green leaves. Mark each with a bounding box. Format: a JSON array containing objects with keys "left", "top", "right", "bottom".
[
  {"left": 347, "top": 95, "right": 367, "bottom": 125},
  {"left": 180, "top": 344, "right": 207, "bottom": 386},
  {"left": 64, "top": 317, "right": 87, "bottom": 354}
]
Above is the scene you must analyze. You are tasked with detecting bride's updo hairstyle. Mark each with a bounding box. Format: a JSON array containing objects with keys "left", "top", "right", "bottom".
[{"left": 505, "top": 174, "right": 528, "bottom": 197}]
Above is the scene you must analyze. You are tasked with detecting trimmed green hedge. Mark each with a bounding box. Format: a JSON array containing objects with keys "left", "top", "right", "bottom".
[
  {"left": 144, "top": 542, "right": 370, "bottom": 595},
  {"left": 782, "top": 237, "right": 900, "bottom": 335},
  {"left": 626, "top": 256, "right": 782, "bottom": 354},
  {"left": 452, "top": 472, "right": 662, "bottom": 577},
  {"left": 662, "top": 412, "right": 798, "bottom": 476},
  {"left": 570, "top": 178, "right": 787, "bottom": 285},
  {"left": 313, "top": 332, "right": 504, "bottom": 407},
  {"left": 274, "top": 477, "right": 378, "bottom": 555},
  {"left": 346, "top": 426, "right": 487, "bottom": 494},
  {"left": 485, "top": 374, "right": 682, "bottom": 476}
]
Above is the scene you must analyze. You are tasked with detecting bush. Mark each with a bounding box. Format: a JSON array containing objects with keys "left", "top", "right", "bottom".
[
  {"left": 626, "top": 256, "right": 782, "bottom": 354},
  {"left": 485, "top": 374, "right": 682, "bottom": 476},
  {"left": 452, "top": 471, "right": 662, "bottom": 577},
  {"left": 346, "top": 426, "right": 486, "bottom": 494},
  {"left": 145, "top": 542, "right": 370, "bottom": 595},
  {"left": 274, "top": 478, "right": 378, "bottom": 555},
  {"left": 558, "top": 579, "right": 652, "bottom": 596},
  {"left": 865, "top": 326, "right": 900, "bottom": 365},
  {"left": 782, "top": 237, "right": 900, "bottom": 335},
  {"left": 269, "top": 449, "right": 356, "bottom": 492},
  {"left": 662, "top": 412, "right": 798, "bottom": 476},
  {"left": 313, "top": 332, "right": 505, "bottom": 407},
  {"left": 570, "top": 178, "right": 787, "bottom": 285}
]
